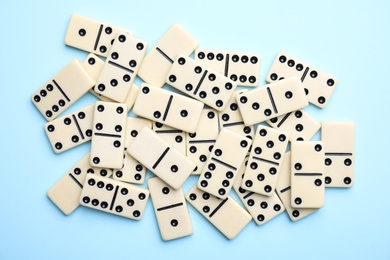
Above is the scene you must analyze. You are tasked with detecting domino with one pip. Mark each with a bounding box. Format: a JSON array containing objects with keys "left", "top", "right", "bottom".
[
  {"left": 197, "top": 129, "right": 252, "bottom": 199},
  {"left": 322, "top": 121, "right": 355, "bottom": 187},
  {"left": 275, "top": 152, "right": 318, "bottom": 221},
  {"left": 113, "top": 117, "right": 152, "bottom": 184},
  {"left": 267, "top": 109, "right": 321, "bottom": 142},
  {"left": 138, "top": 24, "right": 198, "bottom": 87},
  {"left": 241, "top": 125, "right": 289, "bottom": 196},
  {"left": 64, "top": 14, "right": 132, "bottom": 57},
  {"left": 291, "top": 141, "right": 325, "bottom": 208},
  {"left": 148, "top": 177, "right": 193, "bottom": 241},
  {"left": 95, "top": 32, "right": 148, "bottom": 102},
  {"left": 266, "top": 52, "right": 338, "bottom": 108},
  {"left": 47, "top": 153, "right": 112, "bottom": 215},
  {"left": 185, "top": 185, "right": 251, "bottom": 240},
  {"left": 90, "top": 101, "right": 127, "bottom": 169},
  {"left": 133, "top": 83, "right": 204, "bottom": 133},
  {"left": 195, "top": 49, "right": 260, "bottom": 87},
  {"left": 187, "top": 108, "right": 219, "bottom": 175},
  {"left": 31, "top": 59, "right": 95, "bottom": 121},
  {"left": 236, "top": 77, "right": 308, "bottom": 125},
  {"left": 128, "top": 127, "right": 195, "bottom": 189},
  {"left": 166, "top": 55, "right": 237, "bottom": 111},
  {"left": 233, "top": 157, "right": 285, "bottom": 225},
  {"left": 80, "top": 174, "right": 149, "bottom": 220}
]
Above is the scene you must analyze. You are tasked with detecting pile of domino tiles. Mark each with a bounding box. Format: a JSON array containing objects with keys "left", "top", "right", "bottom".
[{"left": 32, "top": 14, "right": 355, "bottom": 241}]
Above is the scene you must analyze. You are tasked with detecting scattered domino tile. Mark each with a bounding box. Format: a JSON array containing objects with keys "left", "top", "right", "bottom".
[
  {"left": 275, "top": 152, "right": 318, "bottom": 221},
  {"left": 133, "top": 83, "right": 204, "bottom": 133},
  {"left": 80, "top": 174, "right": 149, "bottom": 220},
  {"left": 95, "top": 32, "right": 148, "bottom": 102},
  {"left": 266, "top": 52, "right": 338, "bottom": 108},
  {"left": 236, "top": 76, "right": 308, "bottom": 125},
  {"left": 233, "top": 156, "right": 285, "bottom": 225},
  {"left": 138, "top": 23, "right": 198, "bottom": 87},
  {"left": 47, "top": 152, "right": 113, "bottom": 215},
  {"left": 113, "top": 117, "right": 152, "bottom": 184},
  {"left": 197, "top": 129, "right": 252, "bottom": 199},
  {"left": 44, "top": 104, "right": 94, "bottom": 153},
  {"left": 185, "top": 184, "right": 252, "bottom": 239},
  {"left": 218, "top": 90, "right": 254, "bottom": 140},
  {"left": 195, "top": 49, "right": 260, "bottom": 87},
  {"left": 31, "top": 59, "right": 95, "bottom": 121},
  {"left": 128, "top": 127, "right": 195, "bottom": 189},
  {"left": 322, "top": 121, "right": 355, "bottom": 187},
  {"left": 64, "top": 14, "right": 132, "bottom": 57},
  {"left": 290, "top": 141, "right": 325, "bottom": 208},
  {"left": 148, "top": 177, "right": 193, "bottom": 241},
  {"left": 153, "top": 122, "right": 186, "bottom": 155},
  {"left": 81, "top": 53, "right": 116, "bottom": 102},
  {"left": 241, "top": 125, "right": 289, "bottom": 196},
  {"left": 267, "top": 109, "right": 321, "bottom": 141},
  {"left": 166, "top": 55, "right": 237, "bottom": 111},
  {"left": 90, "top": 101, "right": 127, "bottom": 169},
  {"left": 186, "top": 108, "right": 219, "bottom": 175},
  {"left": 36, "top": 15, "right": 354, "bottom": 241}
]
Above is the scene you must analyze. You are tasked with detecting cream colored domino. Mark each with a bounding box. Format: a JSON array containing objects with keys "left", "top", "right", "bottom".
[
  {"left": 82, "top": 53, "right": 112, "bottom": 102},
  {"left": 322, "top": 122, "right": 355, "bottom": 187},
  {"left": 187, "top": 108, "right": 219, "bottom": 175},
  {"left": 128, "top": 127, "right": 195, "bottom": 189},
  {"left": 195, "top": 49, "right": 260, "bottom": 87},
  {"left": 138, "top": 24, "right": 198, "bottom": 87},
  {"left": 133, "top": 83, "right": 204, "bottom": 133},
  {"left": 166, "top": 55, "right": 237, "bottom": 111},
  {"left": 95, "top": 32, "right": 147, "bottom": 102},
  {"left": 218, "top": 90, "right": 254, "bottom": 140},
  {"left": 236, "top": 77, "right": 308, "bottom": 125},
  {"left": 113, "top": 117, "right": 152, "bottom": 184},
  {"left": 80, "top": 174, "right": 149, "bottom": 220},
  {"left": 47, "top": 152, "right": 112, "bottom": 215},
  {"left": 266, "top": 52, "right": 338, "bottom": 108},
  {"left": 185, "top": 185, "right": 251, "bottom": 240},
  {"left": 233, "top": 157, "right": 285, "bottom": 225},
  {"left": 275, "top": 152, "right": 318, "bottom": 221},
  {"left": 197, "top": 129, "right": 252, "bottom": 199},
  {"left": 90, "top": 101, "right": 127, "bottom": 169},
  {"left": 82, "top": 53, "right": 140, "bottom": 108},
  {"left": 64, "top": 14, "right": 132, "bottom": 57},
  {"left": 267, "top": 109, "right": 321, "bottom": 141},
  {"left": 291, "top": 141, "right": 325, "bottom": 208},
  {"left": 44, "top": 104, "right": 94, "bottom": 153},
  {"left": 148, "top": 177, "right": 193, "bottom": 241},
  {"left": 241, "top": 126, "right": 289, "bottom": 196},
  {"left": 153, "top": 123, "right": 186, "bottom": 155},
  {"left": 31, "top": 59, "right": 95, "bottom": 121}
]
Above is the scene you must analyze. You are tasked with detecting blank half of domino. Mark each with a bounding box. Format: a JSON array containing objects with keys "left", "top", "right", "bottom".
[
  {"left": 322, "top": 121, "right": 355, "bottom": 187},
  {"left": 138, "top": 24, "right": 198, "bottom": 87},
  {"left": 185, "top": 185, "right": 251, "bottom": 239},
  {"left": 31, "top": 59, "right": 95, "bottom": 121},
  {"left": 47, "top": 152, "right": 112, "bottom": 215}
]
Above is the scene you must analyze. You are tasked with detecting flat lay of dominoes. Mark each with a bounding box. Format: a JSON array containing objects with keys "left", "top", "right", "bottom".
[{"left": 33, "top": 14, "right": 355, "bottom": 241}]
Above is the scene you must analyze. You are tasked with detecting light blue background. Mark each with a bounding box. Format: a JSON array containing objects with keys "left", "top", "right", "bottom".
[{"left": 0, "top": 0, "right": 388, "bottom": 259}]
